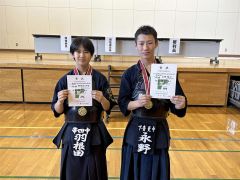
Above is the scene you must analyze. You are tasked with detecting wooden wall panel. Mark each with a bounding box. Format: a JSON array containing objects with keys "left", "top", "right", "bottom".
[
  {"left": 23, "top": 69, "right": 109, "bottom": 102},
  {"left": 178, "top": 72, "right": 228, "bottom": 105},
  {"left": 0, "top": 69, "right": 23, "bottom": 101},
  {"left": 23, "top": 69, "right": 70, "bottom": 102}
]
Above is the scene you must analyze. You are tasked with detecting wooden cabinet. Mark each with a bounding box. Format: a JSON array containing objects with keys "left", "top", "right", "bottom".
[
  {"left": 178, "top": 72, "right": 228, "bottom": 105},
  {"left": 0, "top": 69, "right": 23, "bottom": 101}
]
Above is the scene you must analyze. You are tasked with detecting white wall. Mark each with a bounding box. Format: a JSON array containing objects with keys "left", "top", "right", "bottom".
[{"left": 0, "top": 0, "right": 239, "bottom": 54}]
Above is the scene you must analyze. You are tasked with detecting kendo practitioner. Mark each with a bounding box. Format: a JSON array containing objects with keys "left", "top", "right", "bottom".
[
  {"left": 51, "top": 37, "right": 116, "bottom": 180},
  {"left": 118, "top": 25, "right": 187, "bottom": 180}
]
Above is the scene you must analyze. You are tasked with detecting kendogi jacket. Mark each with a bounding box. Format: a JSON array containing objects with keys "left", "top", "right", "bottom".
[
  {"left": 51, "top": 68, "right": 117, "bottom": 154},
  {"left": 118, "top": 60, "right": 187, "bottom": 154}
]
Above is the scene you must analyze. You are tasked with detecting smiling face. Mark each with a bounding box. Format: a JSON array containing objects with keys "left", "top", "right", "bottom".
[
  {"left": 72, "top": 46, "right": 92, "bottom": 69},
  {"left": 70, "top": 37, "right": 94, "bottom": 71},
  {"left": 136, "top": 34, "right": 158, "bottom": 62}
]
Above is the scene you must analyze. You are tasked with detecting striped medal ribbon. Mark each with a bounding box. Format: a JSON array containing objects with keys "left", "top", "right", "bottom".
[{"left": 139, "top": 60, "right": 153, "bottom": 109}]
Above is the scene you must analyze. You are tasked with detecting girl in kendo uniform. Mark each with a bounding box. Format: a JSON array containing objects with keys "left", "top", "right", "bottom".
[{"left": 52, "top": 37, "right": 116, "bottom": 180}]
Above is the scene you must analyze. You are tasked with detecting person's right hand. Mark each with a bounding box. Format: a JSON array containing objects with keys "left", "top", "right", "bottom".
[
  {"left": 137, "top": 94, "right": 152, "bottom": 108},
  {"left": 57, "top": 90, "right": 68, "bottom": 104}
]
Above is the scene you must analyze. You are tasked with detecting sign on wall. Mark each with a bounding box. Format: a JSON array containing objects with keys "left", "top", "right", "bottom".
[
  {"left": 169, "top": 38, "right": 180, "bottom": 54},
  {"left": 60, "top": 35, "right": 71, "bottom": 51},
  {"left": 105, "top": 37, "right": 116, "bottom": 53}
]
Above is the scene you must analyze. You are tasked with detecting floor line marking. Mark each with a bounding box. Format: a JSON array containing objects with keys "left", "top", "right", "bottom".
[
  {"left": 0, "top": 127, "right": 238, "bottom": 132},
  {"left": 0, "top": 147, "right": 239, "bottom": 152},
  {"left": 0, "top": 177, "right": 239, "bottom": 180},
  {"left": 0, "top": 135, "right": 240, "bottom": 142}
]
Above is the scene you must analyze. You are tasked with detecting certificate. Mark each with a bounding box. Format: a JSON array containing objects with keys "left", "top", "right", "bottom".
[
  {"left": 150, "top": 64, "right": 177, "bottom": 99},
  {"left": 67, "top": 75, "right": 92, "bottom": 107}
]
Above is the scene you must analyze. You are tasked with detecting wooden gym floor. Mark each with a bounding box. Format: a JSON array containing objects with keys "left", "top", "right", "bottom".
[{"left": 0, "top": 103, "right": 239, "bottom": 180}]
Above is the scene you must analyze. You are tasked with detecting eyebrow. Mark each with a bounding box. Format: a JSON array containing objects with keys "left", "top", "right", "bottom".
[{"left": 137, "top": 40, "right": 154, "bottom": 43}]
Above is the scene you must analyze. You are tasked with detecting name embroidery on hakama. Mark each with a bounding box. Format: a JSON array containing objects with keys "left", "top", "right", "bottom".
[
  {"left": 137, "top": 125, "right": 155, "bottom": 154},
  {"left": 72, "top": 127, "right": 91, "bottom": 157}
]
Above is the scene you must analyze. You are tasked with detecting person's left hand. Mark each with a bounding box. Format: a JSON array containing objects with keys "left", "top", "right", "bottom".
[
  {"left": 170, "top": 95, "right": 186, "bottom": 109},
  {"left": 92, "top": 90, "right": 104, "bottom": 103}
]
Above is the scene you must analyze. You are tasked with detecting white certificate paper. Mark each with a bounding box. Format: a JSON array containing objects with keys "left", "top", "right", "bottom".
[
  {"left": 67, "top": 75, "right": 92, "bottom": 107},
  {"left": 150, "top": 64, "right": 177, "bottom": 99}
]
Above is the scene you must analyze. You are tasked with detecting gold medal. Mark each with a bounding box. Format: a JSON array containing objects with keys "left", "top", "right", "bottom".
[
  {"left": 144, "top": 101, "right": 153, "bottom": 109},
  {"left": 78, "top": 107, "right": 87, "bottom": 116}
]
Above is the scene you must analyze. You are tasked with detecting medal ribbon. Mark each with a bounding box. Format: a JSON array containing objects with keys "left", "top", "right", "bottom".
[
  {"left": 139, "top": 60, "right": 151, "bottom": 95},
  {"left": 74, "top": 65, "right": 92, "bottom": 75}
]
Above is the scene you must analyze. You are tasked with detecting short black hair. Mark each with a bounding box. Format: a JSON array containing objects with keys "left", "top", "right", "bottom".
[
  {"left": 70, "top": 37, "right": 94, "bottom": 56},
  {"left": 134, "top": 25, "right": 158, "bottom": 43}
]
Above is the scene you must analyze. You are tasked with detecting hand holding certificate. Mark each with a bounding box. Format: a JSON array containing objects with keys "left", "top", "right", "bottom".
[
  {"left": 67, "top": 75, "right": 92, "bottom": 107},
  {"left": 150, "top": 64, "right": 177, "bottom": 99}
]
